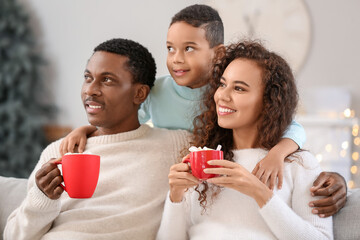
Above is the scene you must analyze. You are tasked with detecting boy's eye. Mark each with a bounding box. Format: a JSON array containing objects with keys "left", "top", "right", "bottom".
[
  {"left": 167, "top": 46, "right": 174, "bottom": 53},
  {"left": 185, "top": 46, "right": 194, "bottom": 52}
]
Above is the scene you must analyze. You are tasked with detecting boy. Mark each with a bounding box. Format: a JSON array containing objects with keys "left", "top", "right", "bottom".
[{"left": 60, "top": 4, "right": 347, "bottom": 217}]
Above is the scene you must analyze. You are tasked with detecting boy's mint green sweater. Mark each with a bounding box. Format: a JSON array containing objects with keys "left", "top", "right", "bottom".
[{"left": 139, "top": 75, "right": 306, "bottom": 148}]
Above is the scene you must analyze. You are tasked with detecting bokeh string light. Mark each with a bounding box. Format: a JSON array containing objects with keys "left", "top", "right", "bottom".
[
  {"left": 311, "top": 109, "right": 359, "bottom": 189},
  {"left": 350, "top": 119, "right": 359, "bottom": 188}
]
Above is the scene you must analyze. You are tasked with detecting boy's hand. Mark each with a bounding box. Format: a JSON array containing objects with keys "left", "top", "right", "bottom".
[
  {"left": 252, "top": 152, "right": 284, "bottom": 190},
  {"left": 35, "top": 158, "right": 64, "bottom": 200},
  {"left": 59, "top": 126, "right": 95, "bottom": 155},
  {"left": 309, "top": 172, "right": 347, "bottom": 217}
]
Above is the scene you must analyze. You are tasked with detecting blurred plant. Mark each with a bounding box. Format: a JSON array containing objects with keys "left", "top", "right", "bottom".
[{"left": 0, "top": 0, "right": 55, "bottom": 177}]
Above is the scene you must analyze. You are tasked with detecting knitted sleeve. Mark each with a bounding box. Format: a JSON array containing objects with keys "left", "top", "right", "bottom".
[
  {"left": 259, "top": 152, "right": 333, "bottom": 240},
  {"left": 156, "top": 130, "right": 192, "bottom": 240},
  {"left": 156, "top": 191, "right": 192, "bottom": 240},
  {"left": 4, "top": 140, "right": 63, "bottom": 240}
]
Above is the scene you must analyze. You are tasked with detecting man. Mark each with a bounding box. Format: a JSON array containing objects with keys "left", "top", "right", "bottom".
[{"left": 4, "top": 38, "right": 190, "bottom": 240}]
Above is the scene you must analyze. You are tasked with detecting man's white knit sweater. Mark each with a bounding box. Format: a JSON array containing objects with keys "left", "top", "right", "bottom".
[
  {"left": 4, "top": 124, "right": 190, "bottom": 240},
  {"left": 157, "top": 148, "right": 333, "bottom": 240}
]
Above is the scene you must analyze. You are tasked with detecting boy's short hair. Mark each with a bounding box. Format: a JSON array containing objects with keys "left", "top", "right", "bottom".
[
  {"left": 94, "top": 38, "right": 156, "bottom": 89},
  {"left": 170, "top": 4, "right": 224, "bottom": 48}
]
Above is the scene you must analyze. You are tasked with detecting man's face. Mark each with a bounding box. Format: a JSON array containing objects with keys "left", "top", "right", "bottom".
[
  {"left": 166, "top": 21, "right": 217, "bottom": 89},
  {"left": 81, "top": 51, "right": 141, "bottom": 134}
]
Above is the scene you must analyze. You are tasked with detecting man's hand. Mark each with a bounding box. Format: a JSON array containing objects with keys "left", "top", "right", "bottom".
[
  {"left": 309, "top": 172, "right": 347, "bottom": 217},
  {"left": 35, "top": 158, "right": 64, "bottom": 200}
]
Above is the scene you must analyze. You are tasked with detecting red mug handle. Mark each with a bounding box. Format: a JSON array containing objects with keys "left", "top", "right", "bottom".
[
  {"left": 54, "top": 160, "right": 66, "bottom": 192},
  {"left": 182, "top": 156, "right": 192, "bottom": 172}
]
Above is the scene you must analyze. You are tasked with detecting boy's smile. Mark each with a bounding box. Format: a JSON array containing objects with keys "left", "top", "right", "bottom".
[
  {"left": 173, "top": 69, "right": 189, "bottom": 77},
  {"left": 166, "top": 21, "right": 217, "bottom": 89}
]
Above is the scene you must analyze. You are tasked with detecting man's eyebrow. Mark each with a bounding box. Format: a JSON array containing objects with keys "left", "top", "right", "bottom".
[
  {"left": 101, "top": 72, "right": 118, "bottom": 77},
  {"left": 84, "top": 70, "right": 118, "bottom": 78},
  {"left": 220, "top": 77, "right": 250, "bottom": 87}
]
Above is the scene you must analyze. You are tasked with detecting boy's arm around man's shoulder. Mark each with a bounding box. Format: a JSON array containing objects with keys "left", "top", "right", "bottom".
[{"left": 283, "top": 120, "right": 306, "bottom": 149}]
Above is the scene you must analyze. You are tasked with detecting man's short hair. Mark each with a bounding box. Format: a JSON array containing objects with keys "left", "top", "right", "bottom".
[
  {"left": 170, "top": 4, "right": 224, "bottom": 48},
  {"left": 94, "top": 38, "right": 156, "bottom": 89}
]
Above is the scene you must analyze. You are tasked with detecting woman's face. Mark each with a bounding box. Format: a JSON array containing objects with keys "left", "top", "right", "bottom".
[{"left": 214, "top": 58, "right": 264, "bottom": 133}]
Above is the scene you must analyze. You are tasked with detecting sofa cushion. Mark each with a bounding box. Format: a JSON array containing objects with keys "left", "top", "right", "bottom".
[
  {"left": 0, "top": 176, "right": 359, "bottom": 239},
  {"left": 333, "top": 188, "right": 360, "bottom": 240},
  {"left": 0, "top": 176, "right": 28, "bottom": 238}
]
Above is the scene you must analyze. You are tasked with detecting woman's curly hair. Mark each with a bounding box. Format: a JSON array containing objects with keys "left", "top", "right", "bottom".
[{"left": 191, "top": 40, "right": 299, "bottom": 210}]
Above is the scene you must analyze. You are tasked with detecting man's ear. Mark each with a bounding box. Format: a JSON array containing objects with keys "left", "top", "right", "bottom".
[{"left": 134, "top": 84, "right": 150, "bottom": 105}]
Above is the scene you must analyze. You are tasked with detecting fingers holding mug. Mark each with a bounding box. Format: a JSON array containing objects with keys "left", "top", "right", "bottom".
[{"left": 35, "top": 158, "right": 64, "bottom": 200}]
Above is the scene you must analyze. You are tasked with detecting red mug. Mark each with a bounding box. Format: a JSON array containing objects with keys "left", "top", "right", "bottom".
[
  {"left": 56, "top": 154, "right": 100, "bottom": 198},
  {"left": 183, "top": 150, "right": 223, "bottom": 180}
]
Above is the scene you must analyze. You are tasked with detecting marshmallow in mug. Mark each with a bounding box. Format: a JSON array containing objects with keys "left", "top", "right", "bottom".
[
  {"left": 188, "top": 145, "right": 222, "bottom": 152},
  {"left": 65, "top": 152, "right": 94, "bottom": 155}
]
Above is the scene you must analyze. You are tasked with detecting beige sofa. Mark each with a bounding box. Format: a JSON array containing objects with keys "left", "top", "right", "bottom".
[{"left": 1, "top": 176, "right": 359, "bottom": 240}]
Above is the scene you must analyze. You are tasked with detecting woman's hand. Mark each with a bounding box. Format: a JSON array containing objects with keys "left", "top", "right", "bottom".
[
  {"left": 35, "top": 158, "right": 64, "bottom": 200},
  {"left": 205, "top": 160, "right": 273, "bottom": 208},
  {"left": 168, "top": 156, "right": 200, "bottom": 203}
]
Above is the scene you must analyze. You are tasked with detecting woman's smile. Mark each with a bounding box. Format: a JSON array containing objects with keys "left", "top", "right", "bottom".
[{"left": 217, "top": 105, "right": 237, "bottom": 116}]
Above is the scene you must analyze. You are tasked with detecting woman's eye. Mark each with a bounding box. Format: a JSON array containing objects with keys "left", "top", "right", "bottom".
[
  {"left": 185, "top": 46, "right": 194, "bottom": 52},
  {"left": 167, "top": 46, "right": 174, "bottom": 52},
  {"left": 235, "top": 86, "right": 244, "bottom": 91},
  {"left": 219, "top": 82, "right": 226, "bottom": 88}
]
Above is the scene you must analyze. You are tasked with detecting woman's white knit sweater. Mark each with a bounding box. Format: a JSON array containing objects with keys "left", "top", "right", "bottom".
[
  {"left": 4, "top": 124, "right": 190, "bottom": 240},
  {"left": 157, "top": 148, "right": 333, "bottom": 240}
]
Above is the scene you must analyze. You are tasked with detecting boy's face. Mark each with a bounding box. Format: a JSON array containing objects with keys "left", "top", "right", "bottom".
[
  {"left": 81, "top": 51, "right": 142, "bottom": 134},
  {"left": 166, "top": 21, "right": 217, "bottom": 89}
]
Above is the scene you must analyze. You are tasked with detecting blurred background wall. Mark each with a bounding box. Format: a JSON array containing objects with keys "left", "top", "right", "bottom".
[
  {"left": 3, "top": 0, "right": 360, "bottom": 185},
  {"left": 17, "top": 0, "right": 360, "bottom": 128}
]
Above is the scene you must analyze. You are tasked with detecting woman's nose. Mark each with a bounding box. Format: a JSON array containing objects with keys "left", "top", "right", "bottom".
[{"left": 218, "top": 87, "right": 231, "bottom": 102}]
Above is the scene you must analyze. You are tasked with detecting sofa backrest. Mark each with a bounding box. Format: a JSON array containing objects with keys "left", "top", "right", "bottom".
[
  {"left": 0, "top": 176, "right": 27, "bottom": 239},
  {"left": 333, "top": 188, "right": 360, "bottom": 240}
]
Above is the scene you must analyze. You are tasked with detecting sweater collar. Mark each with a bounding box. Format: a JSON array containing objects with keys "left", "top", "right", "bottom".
[
  {"left": 172, "top": 80, "right": 208, "bottom": 101},
  {"left": 86, "top": 124, "right": 150, "bottom": 144}
]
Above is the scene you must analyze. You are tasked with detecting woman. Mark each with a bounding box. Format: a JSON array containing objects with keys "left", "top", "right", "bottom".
[{"left": 157, "top": 41, "right": 333, "bottom": 239}]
